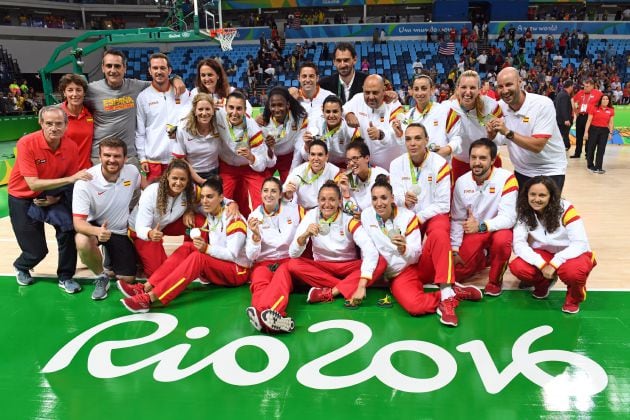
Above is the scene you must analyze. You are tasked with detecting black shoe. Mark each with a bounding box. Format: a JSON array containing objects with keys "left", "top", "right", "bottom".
[{"left": 570, "top": 155, "right": 580, "bottom": 159}]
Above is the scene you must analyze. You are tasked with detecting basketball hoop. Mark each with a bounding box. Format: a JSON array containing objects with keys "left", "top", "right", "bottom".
[{"left": 213, "top": 28, "right": 237, "bottom": 51}]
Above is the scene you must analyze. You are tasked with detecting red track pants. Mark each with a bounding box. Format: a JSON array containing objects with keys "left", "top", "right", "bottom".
[
  {"left": 416, "top": 214, "right": 455, "bottom": 285},
  {"left": 219, "top": 160, "right": 267, "bottom": 218},
  {"left": 390, "top": 265, "right": 441, "bottom": 316},
  {"left": 132, "top": 213, "right": 206, "bottom": 276},
  {"left": 509, "top": 249, "right": 595, "bottom": 306},
  {"left": 145, "top": 162, "right": 169, "bottom": 183},
  {"left": 454, "top": 229, "right": 512, "bottom": 287},
  {"left": 149, "top": 242, "right": 249, "bottom": 305},
  {"left": 253, "top": 256, "right": 387, "bottom": 315}
]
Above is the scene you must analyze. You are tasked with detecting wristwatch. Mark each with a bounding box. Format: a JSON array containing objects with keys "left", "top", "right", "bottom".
[
  {"left": 478, "top": 222, "right": 488, "bottom": 233},
  {"left": 505, "top": 130, "right": 515, "bottom": 140}
]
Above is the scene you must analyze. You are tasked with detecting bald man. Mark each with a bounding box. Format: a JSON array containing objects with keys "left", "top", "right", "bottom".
[
  {"left": 486, "top": 67, "right": 567, "bottom": 191},
  {"left": 343, "top": 75, "right": 405, "bottom": 169}
]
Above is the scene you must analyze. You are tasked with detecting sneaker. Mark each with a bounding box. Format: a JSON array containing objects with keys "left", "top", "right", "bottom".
[
  {"left": 15, "top": 269, "right": 34, "bottom": 286},
  {"left": 562, "top": 302, "right": 580, "bottom": 314},
  {"left": 453, "top": 282, "right": 483, "bottom": 301},
  {"left": 116, "top": 280, "right": 145, "bottom": 298},
  {"left": 484, "top": 282, "right": 502, "bottom": 297},
  {"left": 436, "top": 297, "right": 458, "bottom": 327},
  {"left": 192, "top": 277, "right": 211, "bottom": 285},
  {"left": 58, "top": 278, "right": 82, "bottom": 294},
  {"left": 91, "top": 274, "right": 110, "bottom": 300},
  {"left": 587, "top": 167, "right": 596, "bottom": 173},
  {"left": 595, "top": 169, "right": 606, "bottom": 174},
  {"left": 246, "top": 307, "right": 262, "bottom": 332},
  {"left": 532, "top": 275, "right": 557, "bottom": 300},
  {"left": 306, "top": 287, "right": 333, "bottom": 304},
  {"left": 121, "top": 293, "right": 152, "bottom": 313},
  {"left": 261, "top": 309, "right": 295, "bottom": 333}
]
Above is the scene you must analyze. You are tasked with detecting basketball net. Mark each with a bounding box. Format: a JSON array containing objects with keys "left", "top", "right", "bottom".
[{"left": 212, "top": 28, "right": 237, "bottom": 51}]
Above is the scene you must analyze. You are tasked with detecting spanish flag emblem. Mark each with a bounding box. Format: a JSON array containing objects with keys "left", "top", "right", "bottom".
[
  {"left": 436, "top": 163, "right": 451, "bottom": 183},
  {"left": 445, "top": 109, "right": 461, "bottom": 134},
  {"left": 405, "top": 216, "right": 420, "bottom": 236},
  {"left": 348, "top": 218, "right": 361, "bottom": 234},
  {"left": 562, "top": 205, "right": 580, "bottom": 226},
  {"left": 227, "top": 219, "right": 247, "bottom": 236},
  {"left": 502, "top": 175, "right": 519, "bottom": 196},
  {"left": 389, "top": 106, "right": 404, "bottom": 122},
  {"left": 249, "top": 131, "right": 264, "bottom": 148},
  {"left": 522, "top": 117, "right": 530, "bottom": 123},
  {"left": 123, "top": 180, "right": 131, "bottom": 187},
  {"left": 492, "top": 105, "right": 503, "bottom": 118}
]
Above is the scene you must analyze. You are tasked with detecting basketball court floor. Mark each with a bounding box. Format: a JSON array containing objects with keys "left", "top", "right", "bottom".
[{"left": 1, "top": 145, "right": 629, "bottom": 419}]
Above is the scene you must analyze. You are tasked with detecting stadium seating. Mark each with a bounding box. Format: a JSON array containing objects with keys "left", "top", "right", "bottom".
[{"left": 118, "top": 38, "right": 629, "bottom": 92}]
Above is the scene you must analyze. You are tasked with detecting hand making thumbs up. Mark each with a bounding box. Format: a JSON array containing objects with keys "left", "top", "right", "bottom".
[
  {"left": 98, "top": 220, "right": 112, "bottom": 243},
  {"left": 149, "top": 222, "right": 164, "bottom": 242}
]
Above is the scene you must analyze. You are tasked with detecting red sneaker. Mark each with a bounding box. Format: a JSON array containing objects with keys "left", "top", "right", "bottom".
[
  {"left": 532, "top": 276, "right": 557, "bottom": 300},
  {"left": 120, "top": 293, "right": 152, "bottom": 313},
  {"left": 484, "top": 282, "right": 502, "bottom": 297},
  {"left": 453, "top": 282, "right": 483, "bottom": 301},
  {"left": 562, "top": 302, "right": 580, "bottom": 314},
  {"left": 436, "top": 297, "right": 459, "bottom": 327},
  {"left": 116, "top": 280, "right": 145, "bottom": 298},
  {"left": 261, "top": 309, "right": 295, "bottom": 333},
  {"left": 306, "top": 287, "right": 333, "bottom": 304}
]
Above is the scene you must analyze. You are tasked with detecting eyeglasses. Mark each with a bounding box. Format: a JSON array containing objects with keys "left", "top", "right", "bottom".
[{"left": 346, "top": 156, "right": 365, "bottom": 164}]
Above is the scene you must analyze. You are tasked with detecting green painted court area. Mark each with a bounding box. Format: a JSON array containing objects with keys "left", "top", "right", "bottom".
[{"left": 1, "top": 277, "right": 629, "bottom": 419}]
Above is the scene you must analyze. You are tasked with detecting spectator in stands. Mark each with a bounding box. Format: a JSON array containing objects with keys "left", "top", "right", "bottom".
[
  {"left": 136, "top": 53, "right": 191, "bottom": 183},
  {"left": 487, "top": 67, "right": 567, "bottom": 192},
  {"left": 554, "top": 79, "right": 574, "bottom": 151},
  {"left": 622, "top": 84, "right": 630, "bottom": 105},
  {"left": 361, "top": 58, "right": 370, "bottom": 72},
  {"left": 9, "top": 79, "right": 19, "bottom": 95},
  {"left": 571, "top": 78, "right": 602, "bottom": 159},
  {"left": 319, "top": 42, "right": 367, "bottom": 105},
  {"left": 84, "top": 49, "right": 185, "bottom": 168},
  {"left": 9, "top": 105, "right": 91, "bottom": 292},
  {"left": 58, "top": 74, "right": 93, "bottom": 170},
  {"left": 480, "top": 80, "right": 498, "bottom": 100},
  {"left": 584, "top": 93, "right": 615, "bottom": 174}
]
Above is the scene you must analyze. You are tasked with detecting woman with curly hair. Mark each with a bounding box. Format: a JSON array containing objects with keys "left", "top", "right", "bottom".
[
  {"left": 127, "top": 159, "right": 205, "bottom": 277},
  {"left": 120, "top": 176, "right": 250, "bottom": 313},
  {"left": 509, "top": 176, "right": 596, "bottom": 314},
  {"left": 259, "top": 86, "right": 308, "bottom": 181}
]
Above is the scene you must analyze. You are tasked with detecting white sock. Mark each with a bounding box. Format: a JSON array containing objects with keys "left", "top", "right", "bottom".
[{"left": 440, "top": 286, "right": 455, "bottom": 301}]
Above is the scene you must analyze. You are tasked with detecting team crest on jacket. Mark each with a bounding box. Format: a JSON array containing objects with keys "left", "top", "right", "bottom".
[{"left": 427, "top": 176, "right": 433, "bottom": 182}]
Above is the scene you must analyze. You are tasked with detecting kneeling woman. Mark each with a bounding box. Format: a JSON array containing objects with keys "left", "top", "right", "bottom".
[
  {"left": 362, "top": 175, "right": 481, "bottom": 327},
  {"left": 245, "top": 177, "right": 303, "bottom": 333},
  {"left": 509, "top": 176, "right": 595, "bottom": 313},
  {"left": 281, "top": 180, "right": 387, "bottom": 310},
  {"left": 120, "top": 176, "right": 250, "bottom": 313},
  {"left": 128, "top": 159, "right": 205, "bottom": 277}
]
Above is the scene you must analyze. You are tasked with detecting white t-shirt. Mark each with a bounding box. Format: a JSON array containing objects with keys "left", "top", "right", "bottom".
[
  {"left": 72, "top": 164, "right": 141, "bottom": 235},
  {"left": 497, "top": 92, "right": 567, "bottom": 177}
]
